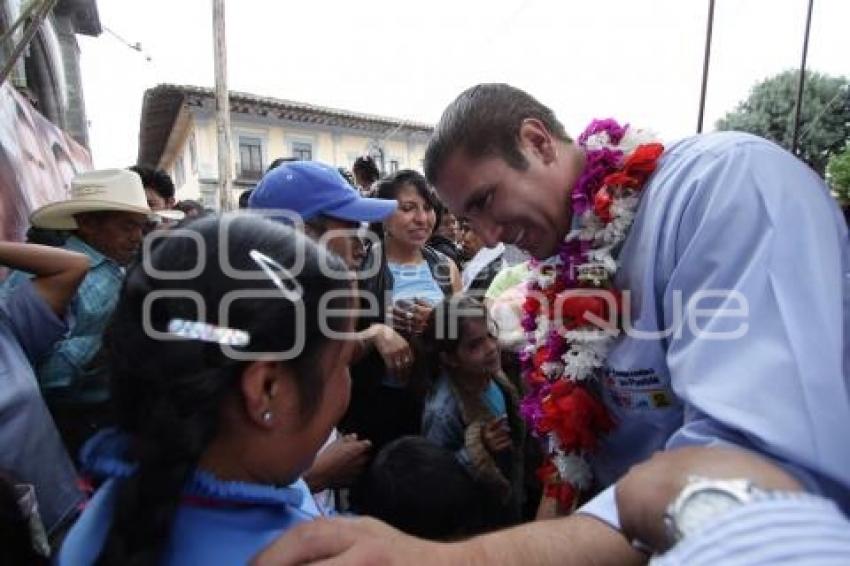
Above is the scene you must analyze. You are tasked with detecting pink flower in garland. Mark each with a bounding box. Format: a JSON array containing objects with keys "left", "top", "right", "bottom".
[
  {"left": 572, "top": 147, "right": 623, "bottom": 215},
  {"left": 577, "top": 118, "right": 628, "bottom": 146}
]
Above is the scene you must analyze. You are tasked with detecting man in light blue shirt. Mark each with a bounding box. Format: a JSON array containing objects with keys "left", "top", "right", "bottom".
[{"left": 251, "top": 84, "right": 850, "bottom": 565}]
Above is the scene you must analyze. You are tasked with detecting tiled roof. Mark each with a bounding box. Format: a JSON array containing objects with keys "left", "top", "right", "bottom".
[{"left": 138, "top": 84, "right": 433, "bottom": 165}]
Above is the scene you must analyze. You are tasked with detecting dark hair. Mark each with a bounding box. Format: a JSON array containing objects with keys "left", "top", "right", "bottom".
[
  {"left": 238, "top": 189, "right": 253, "bottom": 209},
  {"left": 424, "top": 84, "right": 571, "bottom": 185},
  {"left": 173, "top": 200, "right": 204, "bottom": 218},
  {"left": 418, "top": 295, "right": 493, "bottom": 380},
  {"left": 374, "top": 169, "right": 442, "bottom": 238},
  {"left": 352, "top": 156, "right": 380, "bottom": 184},
  {"left": 129, "top": 165, "right": 175, "bottom": 200},
  {"left": 96, "top": 214, "right": 352, "bottom": 565},
  {"left": 355, "top": 436, "right": 485, "bottom": 539},
  {"left": 268, "top": 157, "right": 298, "bottom": 173},
  {"left": 337, "top": 167, "right": 356, "bottom": 186}
]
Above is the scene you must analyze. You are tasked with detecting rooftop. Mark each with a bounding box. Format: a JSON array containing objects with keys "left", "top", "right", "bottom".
[{"left": 138, "top": 83, "right": 434, "bottom": 165}]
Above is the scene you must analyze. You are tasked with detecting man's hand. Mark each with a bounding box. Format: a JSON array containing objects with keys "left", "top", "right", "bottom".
[
  {"left": 251, "top": 516, "right": 453, "bottom": 566},
  {"left": 616, "top": 446, "right": 802, "bottom": 552},
  {"left": 304, "top": 434, "right": 372, "bottom": 493},
  {"left": 481, "top": 416, "right": 511, "bottom": 454}
]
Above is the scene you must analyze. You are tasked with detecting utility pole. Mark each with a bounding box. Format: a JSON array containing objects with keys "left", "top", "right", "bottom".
[
  {"left": 696, "top": 0, "right": 715, "bottom": 133},
  {"left": 791, "top": 0, "right": 815, "bottom": 155},
  {"left": 213, "top": 0, "right": 235, "bottom": 211}
]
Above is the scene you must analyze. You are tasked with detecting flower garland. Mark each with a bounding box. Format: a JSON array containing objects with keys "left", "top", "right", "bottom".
[{"left": 519, "top": 119, "right": 664, "bottom": 511}]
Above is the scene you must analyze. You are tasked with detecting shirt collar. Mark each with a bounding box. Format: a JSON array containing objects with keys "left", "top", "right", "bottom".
[{"left": 66, "top": 235, "right": 114, "bottom": 269}]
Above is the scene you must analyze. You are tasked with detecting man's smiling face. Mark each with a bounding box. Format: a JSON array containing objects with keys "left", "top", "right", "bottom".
[{"left": 433, "top": 126, "right": 579, "bottom": 259}]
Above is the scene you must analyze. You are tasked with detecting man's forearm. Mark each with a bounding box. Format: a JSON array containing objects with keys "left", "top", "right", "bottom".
[{"left": 445, "top": 515, "right": 644, "bottom": 566}]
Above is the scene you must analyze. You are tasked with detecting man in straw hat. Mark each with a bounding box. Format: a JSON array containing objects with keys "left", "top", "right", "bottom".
[{"left": 2, "top": 168, "right": 160, "bottom": 453}]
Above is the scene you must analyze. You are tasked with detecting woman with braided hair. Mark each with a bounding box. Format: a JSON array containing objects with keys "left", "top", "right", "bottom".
[{"left": 57, "top": 213, "right": 357, "bottom": 565}]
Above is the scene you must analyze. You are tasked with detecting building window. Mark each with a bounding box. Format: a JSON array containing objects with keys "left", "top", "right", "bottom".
[
  {"left": 389, "top": 160, "right": 399, "bottom": 174},
  {"left": 174, "top": 156, "right": 186, "bottom": 188},
  {"left": 239, "top": 137, "right": 264, "bottom": 179},
  {"left": 292, "top": 141, "right": 312, "bottom": 161}
]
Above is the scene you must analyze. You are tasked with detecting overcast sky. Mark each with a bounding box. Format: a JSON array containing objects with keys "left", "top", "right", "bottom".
[{"left": 78, "top": 0, "right": 850, "bottom": 169}]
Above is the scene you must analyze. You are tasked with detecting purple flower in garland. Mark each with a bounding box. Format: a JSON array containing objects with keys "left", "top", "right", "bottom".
[
  {"left": 520, "top": 384, "right": 551, "bottom": 434},
  {"left": 545, "top": 329, "right": 566, "bottom": 362},
  {"left": 572, "top": 148, "right": 623, "bottom": 215},
  {"left": 578, "top": 118, "right": 628, "bottom": 146},
  {"left": 557, "top": 239, "right": 587, "bottom": 287}
]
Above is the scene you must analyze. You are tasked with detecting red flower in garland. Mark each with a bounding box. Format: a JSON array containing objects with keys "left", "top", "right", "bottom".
[
  {"left": 538, "top": 380, "right": 615, "bottom": 452},
  {"left": 558, "top": 293, "right": 616, "bottom": 330},
  {"left": 593, "top": 187, "right": 614, "bottom": 222},
  {"left": 526, "top": 348, "right": 551, "bottom": 385},
  {"left": 603, "top": 143, "right": 664, "bottom": 189},
  {"left": 594, "top": 143, "right": 664, "bottom": 222},
  {"left": 537, "top": 460, "right": 578, "bottom": 509}
]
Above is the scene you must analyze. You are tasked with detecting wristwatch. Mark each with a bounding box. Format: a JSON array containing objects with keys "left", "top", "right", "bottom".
[{"left": 664, "top": 476, "right": 764, "bottom": 544}]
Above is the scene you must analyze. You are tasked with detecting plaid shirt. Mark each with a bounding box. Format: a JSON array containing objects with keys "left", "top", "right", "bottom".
[{"left": 2, "top": 236, "right": 124, "bottom": 404}]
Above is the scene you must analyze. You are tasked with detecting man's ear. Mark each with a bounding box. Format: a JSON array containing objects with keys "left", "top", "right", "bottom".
[
  {"left": 518, "top": 118, "right": 557, "bottom": 165},
  {"left": 240, "top": 361, "right": 296, "bottom": 429}
]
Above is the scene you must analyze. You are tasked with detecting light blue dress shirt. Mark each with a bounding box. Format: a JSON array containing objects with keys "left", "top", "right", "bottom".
[{"left": 578, "top": 132, "right": 850, "bottom": 527}]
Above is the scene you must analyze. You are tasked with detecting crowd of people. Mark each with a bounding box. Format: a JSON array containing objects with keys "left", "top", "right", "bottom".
[{"left": 0, "top": 83, "right": 849, "bottom": 565}]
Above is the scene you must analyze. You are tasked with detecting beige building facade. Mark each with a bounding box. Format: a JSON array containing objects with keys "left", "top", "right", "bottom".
[{"left": 137, "top": 84, "right": 434, "bottom": 208}]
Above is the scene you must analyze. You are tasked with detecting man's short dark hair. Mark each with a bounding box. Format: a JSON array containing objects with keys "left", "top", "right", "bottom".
[
  {"left": 424, "top": 84, "right": 571, "bottom": 185},
  {"left": 353, "top": 156, "right": 381, "bottom": 184},
  {"left": 129, "top": 164, "right": 175, "bottom": 199}
]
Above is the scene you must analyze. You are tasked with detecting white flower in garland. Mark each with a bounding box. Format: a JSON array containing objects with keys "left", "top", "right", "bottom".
[
  {"left": 582, "top": 131, "right": 613, "bottom": 151},
  {"left": 617, "top": 127, "right": 659, "bottom": 155},
  {"left": 563, "top": 329, "right": 615, "bottom": 344},
  {"left": 561, "top": 339, "right": 611, "bottom": 381},
  {"left": 552, "top": 449, "right": 593, "bottom": 490},
  {"left": 541, "top": 361, "right": 564, "bottom": 379},
  {"left": 533, "top": 316, "right": 551, "bottom": 344}
]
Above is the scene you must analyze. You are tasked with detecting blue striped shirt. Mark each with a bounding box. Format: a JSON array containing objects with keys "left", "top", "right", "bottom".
[{"left": 652, "top": 493, "right": 850, "bottom": 565}]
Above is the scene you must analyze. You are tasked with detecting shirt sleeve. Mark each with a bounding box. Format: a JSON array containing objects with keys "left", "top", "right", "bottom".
[
  {"left": 658, "top": 141, "right": 850, "bottom": 498},
  {"left": 0, "top": 277, "right": 69, "bottom": 364}
]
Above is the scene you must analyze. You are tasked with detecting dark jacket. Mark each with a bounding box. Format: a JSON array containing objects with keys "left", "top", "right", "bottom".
[{"left": 341, "top": 243, "right": 454, "bottom": 451}]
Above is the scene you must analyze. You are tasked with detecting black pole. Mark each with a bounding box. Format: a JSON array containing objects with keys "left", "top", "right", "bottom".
[
  {"left": 791, "top": 0, "right": 815, "bottom": 155},
  {"left": 696, "top": 0, "right": 716, "bottom": 133}
]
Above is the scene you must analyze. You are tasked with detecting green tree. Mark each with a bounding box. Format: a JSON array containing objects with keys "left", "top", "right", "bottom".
[
  {"left": 716, "top": 70, "right": 849, "bottom": 175},
  {"left": 827, "top": 145, "right": 850, "bottom": 202}
]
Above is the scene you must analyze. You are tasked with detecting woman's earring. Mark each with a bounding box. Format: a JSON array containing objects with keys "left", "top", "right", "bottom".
[{"left": 262, "top": 411, "right": 273, "bottom": 423}]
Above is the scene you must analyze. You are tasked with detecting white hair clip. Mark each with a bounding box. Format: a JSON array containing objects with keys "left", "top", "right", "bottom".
[
  {"left": 249, "top": 249, "right": 303, "bottom": 302},
  {"left": 167, "top": 318, "right": 251, "bottom": 347}
]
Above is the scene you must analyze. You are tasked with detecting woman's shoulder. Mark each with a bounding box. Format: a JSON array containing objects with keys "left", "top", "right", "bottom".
[{"left": 55, "top": 478, "right": 122, "bottom": 566}]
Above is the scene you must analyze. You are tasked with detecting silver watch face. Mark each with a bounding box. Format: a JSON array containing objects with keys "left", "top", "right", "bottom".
[{"left": 677, "top": 488, "right": 742, "bottom": 537}]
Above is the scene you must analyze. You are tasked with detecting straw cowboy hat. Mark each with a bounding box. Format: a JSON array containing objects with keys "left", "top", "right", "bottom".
[{"left": 30, "top": 168, "right": 183, "bottom": 230}]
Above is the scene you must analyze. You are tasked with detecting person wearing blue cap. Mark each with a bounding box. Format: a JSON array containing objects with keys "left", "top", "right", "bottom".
[
  {"left": 250, "top": 160, "right": 397, "bottom": 270},
  {"left": 249, "top": 161, "right": 415, "bottom": 505}
]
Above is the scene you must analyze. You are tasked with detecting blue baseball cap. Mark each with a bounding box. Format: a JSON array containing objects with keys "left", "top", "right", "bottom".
[{"left": 248, "top": 161, "right": 396, "bottom": 223}]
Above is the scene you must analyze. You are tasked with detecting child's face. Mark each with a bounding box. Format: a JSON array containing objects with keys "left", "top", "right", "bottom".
[{"left": 449, "top": 317, "right": 501, "bottom": 378}]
